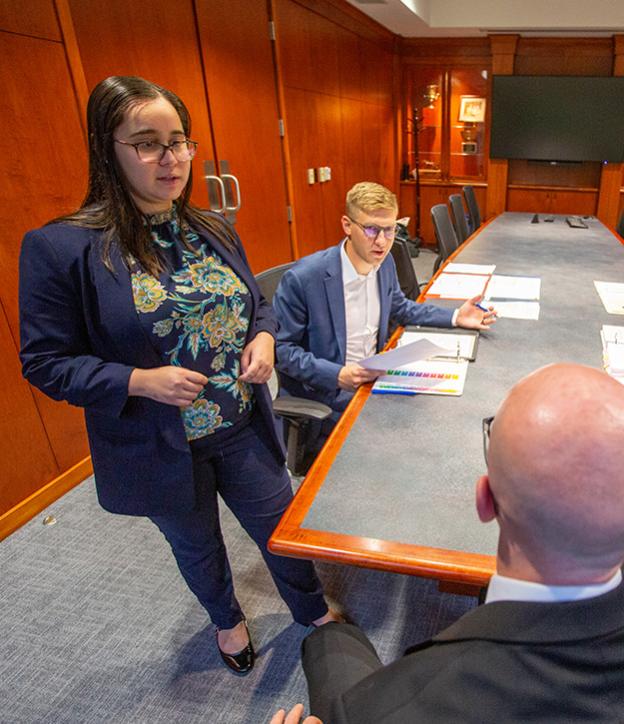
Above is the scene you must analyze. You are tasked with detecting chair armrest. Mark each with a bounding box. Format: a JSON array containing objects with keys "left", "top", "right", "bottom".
[{"left": 272, "top": 397, "right": 332, "bottom": 422}]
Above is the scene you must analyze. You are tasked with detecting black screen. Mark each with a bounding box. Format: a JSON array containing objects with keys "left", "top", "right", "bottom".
[{"left": 490, "top": 76, "right": 624, "bottom": 163}]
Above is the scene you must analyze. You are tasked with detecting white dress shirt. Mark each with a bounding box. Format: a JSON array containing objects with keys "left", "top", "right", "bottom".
[
  {"left": 341, "top": 241, "right": 381, "bottom": 365},
  {"left": 485, "top": 568, "right": 622, "bottom": 604}
]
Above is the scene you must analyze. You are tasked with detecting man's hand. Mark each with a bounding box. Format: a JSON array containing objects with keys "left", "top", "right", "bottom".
[
  {"left": 128, "top": 366, "right": 208, "bottom": 407},
  {"left": 338, "top": 363, "right": 383, "bottom": 392},
  {"left": 456, "top": 295, "right": 497, "bottom": 331},
  {"left": 239, "top": 331, "right": 275, "bottom": 384},
  {"left": 270, "top": 704, "right": 323, "bottom": 724}
]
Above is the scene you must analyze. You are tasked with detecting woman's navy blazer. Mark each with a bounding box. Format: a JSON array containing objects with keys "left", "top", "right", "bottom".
[{"left": 19, "top": 218, "right": 285, "bottom": 516}]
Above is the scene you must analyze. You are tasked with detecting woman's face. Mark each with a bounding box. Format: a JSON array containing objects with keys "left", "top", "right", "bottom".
[{"left": 113, "top": 96, "right": 191, "bottom": 214}]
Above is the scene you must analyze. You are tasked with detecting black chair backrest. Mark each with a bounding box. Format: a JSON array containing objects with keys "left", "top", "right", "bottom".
[
  {"left": 449, "top": 194, "right": 470, "bottom": 244},
  {"left": 255, "top": 261, "right": 295, "bottom": 302},
  {"left": 430, "top": 204, "right": 459, "bottom": 262},
  {"left": 617, "top": 210, "right": 624, "bottom": 238},
  {"left": 462, "top": 185, "right": 481, "bottom": 232},
  {"left": 390, "top": 238, "right": 420, "bottom": 301}
]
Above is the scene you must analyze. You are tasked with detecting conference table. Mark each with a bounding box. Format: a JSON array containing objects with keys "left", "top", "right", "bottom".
[{"left": 268, "top": 212, "right": 624, "bottom": 590}]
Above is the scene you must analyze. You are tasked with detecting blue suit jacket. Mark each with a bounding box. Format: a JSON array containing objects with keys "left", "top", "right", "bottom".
[
  {"left": 19, "top": 217, "right": 284, "bottom": 516},
  {"left": 273, "top": 243, "right": 454, "bottom": 412}
]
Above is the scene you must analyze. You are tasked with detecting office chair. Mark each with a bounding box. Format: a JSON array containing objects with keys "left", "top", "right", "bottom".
[
  {"left": 390, "top": 237, "right": 421, "bottom": 301},
  {"left": 616, "top": 209, "right": 624, "bottom": 238},
  {"left": 449, "top": 193, "right": 470, "bottom": 244},
  {"left": 462, "top": 185, "right": 482, "bottom": 233},
  {"left": 430, "top": 203, "right": 459, "bottom": 273},
  {"left": 255, "top": 263, "right": 332, "bottom": 476}
]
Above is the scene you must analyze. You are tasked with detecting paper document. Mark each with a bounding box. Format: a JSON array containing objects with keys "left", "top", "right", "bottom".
[
  {"left": 485, "top": 275, "right": 541, "bottom": 301},
  {"left": 372, "top": 359, "right": 468, "bottom": 396},
  {"left": 606, "top": 343, "right": 624, "bottom": 373},
  {"left": 427, "top": 273, "right": 489, "bottom": 299},
  {"left": 594, "top": 281, "right": 624, "bottom": 315},
  {"left": 359, "top": 338, "right": 449, "bottom": 371},
  {"left": 444, "top": 263, "right": 496, "bottom": 275},
  {"left": 399, "top": 330, "right": 478, "bottom": 360},
  {"left": 492, "top": 301, "right": 540, "bottom": 320},
  {"left": 601, "top": 324, "right": 624, "bottom": 384},
  {"left": 601, "top": 325, "right": 624, "bottom": 344}
]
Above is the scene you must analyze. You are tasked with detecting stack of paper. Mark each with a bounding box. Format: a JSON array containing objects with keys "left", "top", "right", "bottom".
[
  {"left": 427, "top": 273, "right": 490, "bottom": 299},
  {"left": 372, "top": 359, "right": 469, "bottom": 396},
  {"left": 484, "top": 274, "right": 541, "bottom": 320},
  {"left": 444, "top": 263, "right": 496, "bottom": 275},
  {"left": 601, "top": 325, "right": 624, "bottom": 383},
  {"left": 485, "top": 275, "right": 541, "bottom": 301},
  {"left": 594, "top": 281, "right": 624, "bottom": 315},
  {"left": 360, "top": 335, "right": 470, "bottom": 396}
]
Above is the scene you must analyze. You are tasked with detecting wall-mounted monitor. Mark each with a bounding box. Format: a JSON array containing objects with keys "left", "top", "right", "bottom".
[{"left": 490, "top": 76, "right": 624, "bottom": 163}]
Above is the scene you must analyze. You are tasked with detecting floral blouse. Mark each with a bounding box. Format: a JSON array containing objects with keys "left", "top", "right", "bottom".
[{"left": 131, "top": 209, "right": 254, "bottom": 441}]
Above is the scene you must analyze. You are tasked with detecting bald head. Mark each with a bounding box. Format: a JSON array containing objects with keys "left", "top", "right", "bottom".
[{"left": 485, "top": 363, "right": 624, "bottom": 583}]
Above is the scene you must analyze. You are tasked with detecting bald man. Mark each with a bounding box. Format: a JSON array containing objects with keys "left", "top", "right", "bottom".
[{"left": 298, "top": 363, "right": 624, "bottom": 723}]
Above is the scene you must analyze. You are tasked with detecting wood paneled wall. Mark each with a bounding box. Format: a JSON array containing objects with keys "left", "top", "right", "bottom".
[
  {"left": 273, "top": 0, "right": 397, "bottom": 257},
  {"left": 399, "top": 35, "right": 624, "bottom": 229},
  {"left": 0, "top": 2, "right": 91, "bottom": 537},
  {"left": 1, "top": 0, "right": 396, "bottom": 538}
]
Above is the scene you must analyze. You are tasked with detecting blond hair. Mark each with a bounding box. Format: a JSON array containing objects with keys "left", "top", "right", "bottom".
[{"left": 345, "top": 182, "right": 397, "bottom": 218}]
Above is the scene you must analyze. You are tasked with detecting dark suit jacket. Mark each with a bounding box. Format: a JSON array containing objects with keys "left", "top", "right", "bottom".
[
  {"left": 273, "top": 243, "right": 454, "bottom": 412},
  {"left": 303, "top": 583, "right": 624, "bottom": 723},
  {"left": 19, "top": 217, "right": 284, "bottom": 516}
]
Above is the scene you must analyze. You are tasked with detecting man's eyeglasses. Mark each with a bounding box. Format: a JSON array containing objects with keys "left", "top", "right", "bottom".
[
  {"left": 114, "top": 139, "right": 198, "bottom": 164},
  {"left": 348, "top": 217, "right": 396, "bottom": 241},
  {"left": 482, "top": 415, "right": 494, "bottom": 463}
]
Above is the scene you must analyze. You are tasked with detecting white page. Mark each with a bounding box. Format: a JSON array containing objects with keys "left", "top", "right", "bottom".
[
  {"left": 444, "top": 262, "right": 496, "bottom": 275},
  {"left": 372, "top": 359, "right": 468, "bottom": 396},
  {"left": 601, "top": 324, "right": 624, "bottom": 344},
  {"left": 427, "top": 272, "right": 489, "bottom": 299},
  {"left": 492, "top": 301, "right": 540, "bottom": 320},
  {"left": 607, "top": 342, "right": 624, "bottom": 373},
  {"left": 485, "top": 275, "right": 541, "bottom": 301},
  {"left": 399, "top": 331, "right": 476, "bottom": 359},
  {"left": 594, "top": 281, "right": 624, "bottom": 315},
  {"left": 359, "top": 338, "right": 449, "bottom": 371}
]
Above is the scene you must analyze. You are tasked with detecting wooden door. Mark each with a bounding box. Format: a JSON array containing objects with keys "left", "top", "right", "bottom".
[{"left": 194, "top": 0, "right": 292, "bottom": 273}]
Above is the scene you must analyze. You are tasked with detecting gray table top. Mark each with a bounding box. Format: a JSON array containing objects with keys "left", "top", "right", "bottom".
[{"left": 302, "top": 212, "right": 624, "bottom": 556}]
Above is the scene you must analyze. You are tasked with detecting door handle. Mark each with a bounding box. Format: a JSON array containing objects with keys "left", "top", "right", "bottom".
[
  {"left": 204, "top": 174, "right": 226, "bottom": 213},
  {"left": 221, "top": 173, "right": 241, "bottom": 212}
]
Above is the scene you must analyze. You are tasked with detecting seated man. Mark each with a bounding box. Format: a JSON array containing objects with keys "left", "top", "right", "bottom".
[
  {"left": 297, "top": 363, "right": 624, "bottom": 722},
  {"left": 273, "top": 181, "right": 495, "bottom": 443}
]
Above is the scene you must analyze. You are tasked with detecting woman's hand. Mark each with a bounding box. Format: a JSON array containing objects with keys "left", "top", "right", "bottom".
[
  {"left": 239, "top": 331, "right": 275, "bottom": 384},
  {"left": 128, "top": 366, "right": 208, "bottom": 407}
]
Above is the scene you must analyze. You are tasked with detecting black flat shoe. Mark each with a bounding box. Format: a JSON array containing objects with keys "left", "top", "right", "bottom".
[{"left": 216, "top": 620, "right": 255, "bottom": 675}]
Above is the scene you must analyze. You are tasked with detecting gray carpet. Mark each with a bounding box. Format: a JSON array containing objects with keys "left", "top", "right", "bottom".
[{"left": 0, "top": 475, "right": 476, "bottom": 723}]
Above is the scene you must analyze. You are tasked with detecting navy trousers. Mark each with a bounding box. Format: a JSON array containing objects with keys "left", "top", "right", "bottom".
[{"left": 149, "top": 413, "right": 328, "bottom": 629}]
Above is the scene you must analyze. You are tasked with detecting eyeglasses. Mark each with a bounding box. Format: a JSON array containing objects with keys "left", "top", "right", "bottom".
[
  {"left": 348, "top": 217, "right": 396, "bottom": 241},
  {"left": 482, "top": 415, "right": 494, "bottom": 463},
  {"left": 114, "top": 139, "right": 198, "bottom": 163}
]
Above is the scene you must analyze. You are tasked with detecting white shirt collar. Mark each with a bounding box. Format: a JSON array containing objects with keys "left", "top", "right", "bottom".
[
  {"left": 485, "top": 568, "right": 622, "bottom": 605},
  {"left": 340, "top": 239, "right": 378, "bottom": 284}
]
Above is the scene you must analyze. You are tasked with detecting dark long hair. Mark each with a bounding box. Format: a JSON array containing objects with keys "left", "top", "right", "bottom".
[{"left": 54, "top": 76, "right": 236, "bottom": 275}]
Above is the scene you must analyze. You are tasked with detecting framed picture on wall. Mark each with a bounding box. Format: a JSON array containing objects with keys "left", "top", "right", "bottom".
[{"left": 459, "top": 96, "right": 486, "bottom": 123}]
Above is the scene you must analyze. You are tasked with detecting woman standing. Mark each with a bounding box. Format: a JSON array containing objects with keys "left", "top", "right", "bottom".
[{"left": 19, "top": 76, "right": 339, "bottom": 675}]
